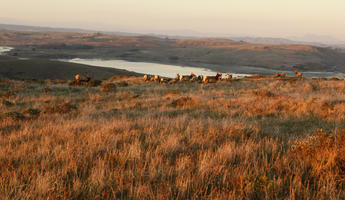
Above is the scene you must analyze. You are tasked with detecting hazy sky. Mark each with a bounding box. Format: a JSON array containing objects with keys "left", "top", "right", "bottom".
[{"left": 1, "top": 0, "right": 345, "bottom": 40}]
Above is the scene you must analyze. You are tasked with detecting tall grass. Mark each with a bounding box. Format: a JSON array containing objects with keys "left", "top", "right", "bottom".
[{"left": 0, "top": 77, "right": 344, "bottom": 199}]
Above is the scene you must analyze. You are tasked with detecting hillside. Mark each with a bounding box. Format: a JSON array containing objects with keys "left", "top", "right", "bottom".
[
  {"left": 0, "top": 56, "right": 142, "bottom": 80},
  {"left": 2, "top": 30, "right": 345, "bottom": 73},
  {"left": 1, "top": 76, "right": 344, "bottom": 199}
]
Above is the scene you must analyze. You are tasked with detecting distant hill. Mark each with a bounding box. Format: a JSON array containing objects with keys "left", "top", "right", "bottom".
[
  {"left": 1, "top": 23, "right": 343, "bottom": 46},
  {"left": 0, "top": 23, "right": 88, "bottom": 33},
  {"left": 229, "top": 37, "right": 326, "bottom": 46},
  {"left": 1, "top": 30, "right": 345, "bottom": 74},
  {"left": 288, "top": 34, "right": 345, "bottom": 46},
  {"left": 0, "top": 56, "right": 142, "bottom": 80},
  {"left": 0, "top": 23, "right": 140, "bottom": 37}
]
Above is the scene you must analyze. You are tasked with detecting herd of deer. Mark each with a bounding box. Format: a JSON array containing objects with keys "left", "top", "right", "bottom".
[
  {"left": 143, "top": 70, "right": 303, "bottom": 84},
  {"left": 143, "top": 72, "right": 232, "bottom": 84},
  {"left": 73, "top": 70, "right": 304, "bottom": 85}
]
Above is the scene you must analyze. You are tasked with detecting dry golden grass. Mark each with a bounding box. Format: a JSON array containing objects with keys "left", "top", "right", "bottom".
[{"left": 0, "top": 77, "right": 344, "bottom": 199}]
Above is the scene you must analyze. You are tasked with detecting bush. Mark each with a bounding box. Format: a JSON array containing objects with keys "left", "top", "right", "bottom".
[
  {"left": 2, "top": 100, "right": 14, "bottom": 107},
  {"left": 170, "top": 96, "right": 198, "bottom": 108},
  {"left": 88, "top": 80, "right": 102, "bottom": 87},
  {"left": 44, "top": 102, "right": 77, "bottom": 114},
  {"left": 22, "top": 108, "right": 41, "bottom": 117}
]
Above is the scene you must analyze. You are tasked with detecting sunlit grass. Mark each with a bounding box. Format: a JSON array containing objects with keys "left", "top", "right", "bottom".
[{"left": 0, "top": 76, "right": 344, "bottom": 199}]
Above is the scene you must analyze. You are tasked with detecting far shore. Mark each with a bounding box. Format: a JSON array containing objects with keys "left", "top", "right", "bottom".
[{"left": 2, "top": 45, "right": 345, "bottom": 79}]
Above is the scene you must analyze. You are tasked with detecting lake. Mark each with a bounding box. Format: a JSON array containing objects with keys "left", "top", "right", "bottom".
[
  {"left": 65, "top": 58, "right": 345, "bottom": 78},
  {"left": 64, "top": 58, "right": 249, "bottom": 78},
  {"left": 0, "top": 46, "right": 13, "bottom": 55},
  {"left": 1, "top": 45, "right": 343, "bottom": 78}
]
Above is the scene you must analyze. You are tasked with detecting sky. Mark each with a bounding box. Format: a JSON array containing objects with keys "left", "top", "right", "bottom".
[{"left": 1, "top": 0, "right": 345, "bottom": 40}]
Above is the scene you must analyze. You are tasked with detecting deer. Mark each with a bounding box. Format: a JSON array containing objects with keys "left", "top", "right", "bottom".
[
  {"left": 75, "top": 74, "right": 81, "bottom": 86},
  {"left": 203, "top": 73, "right": 222, "bottom": 84},
  {"left": 179, "top": 72, "right": 197, "bottom": 81},
  {"left": 275, "top": 72, "right": 286, "bottom": 78},
  {"left": 294, "top": 70, "right": 303, "bottom": 78},
  {"left": 154, "top": 75, "right": 160, "bottom": 82},
  {"left": 143, "top": 74, "right": 152, "bottom": 81},
  {"left": 75, "top": 73, "right": 91, "bottom": 85},
  {"left": 225, "top": 73, "right": 233, "bottom": 81},
  {"left": 78, "top": 73, "right": 91, "bottom": 85}
]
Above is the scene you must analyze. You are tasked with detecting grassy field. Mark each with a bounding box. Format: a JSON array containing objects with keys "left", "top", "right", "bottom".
[{"left": 0, "top": 76, "right": 345, "bottom": 199}]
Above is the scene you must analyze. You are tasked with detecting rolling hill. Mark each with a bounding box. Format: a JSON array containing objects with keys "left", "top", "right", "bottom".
[
  {"left": 1, "top": 30, "right": 345, "bottom": 74},
  {"left": 0, "top": 56, "right": 141, "bottom": 80}
]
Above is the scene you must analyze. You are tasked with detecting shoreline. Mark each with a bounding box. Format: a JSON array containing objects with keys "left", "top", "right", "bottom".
[
  {"left": 2, "top": 46, "right": 345, "bottom": 78},
  {"left": 62, "top": 57, "right": 345, "bottom": 79}
]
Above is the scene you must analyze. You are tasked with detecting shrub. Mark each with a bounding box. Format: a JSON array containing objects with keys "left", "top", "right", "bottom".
[
  {"left": 22, "top": 108, "right": 41, "bottom": 117},
  {"left": 170, "top": 96, "right": 198, "bottom": 108},
  {"left": 2, "top": 100, "right": 14, "bottom": 107},
  {"left": 0, "top": 112, "right": 26, "bottom": 120},
  {"left": 88, "top": 80, "right": 102, "bottom": 87},
  {"left": 44, "top": 102, "right": 77, "bottom": 114}
]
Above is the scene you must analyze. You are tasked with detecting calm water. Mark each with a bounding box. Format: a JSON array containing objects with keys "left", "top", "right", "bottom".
[
  {"left": 0, "top": 46, "right": 13, "bottom": 55},
  {"left": 65, "top": 58, "right": 249, "bottom": 78}
]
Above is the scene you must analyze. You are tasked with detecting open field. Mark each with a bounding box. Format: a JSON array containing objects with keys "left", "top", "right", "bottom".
[
  {"left": 2, "top": 30, "right": 345, "bottom": 74},
  {"left": 0, "top": 76, "right": 344, "bottom": 199}
]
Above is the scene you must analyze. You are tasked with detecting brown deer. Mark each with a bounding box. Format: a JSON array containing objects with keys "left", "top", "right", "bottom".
[
  {"left": 179, "top": 72, "right": 197, "bottom": 81},
  {"left": 275, "top": 72, "right": 286, "bottom": 78},
  {"left": 294, "top": 70, "right": 303, "bottom": 78},
  {"left": 160, "top": 77, "right": 171, "bottom": 83},
  {"left": 225, "top": 73, "right": 233, "bottom": 81},
  {"left": 75, "top": 74, "right": 81, "bottom": 86},
  {"left": 203, "top": 73, "right": 222, "bottom": 84},
  {"left": 154, "top": 75, "right": 160, "bottom": 82},
  {"left": 78, "top": 73, "right": 91, "bottom": 85},
  {"left": 143, "top": 74, "right": 152, "bottom": 81}
]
